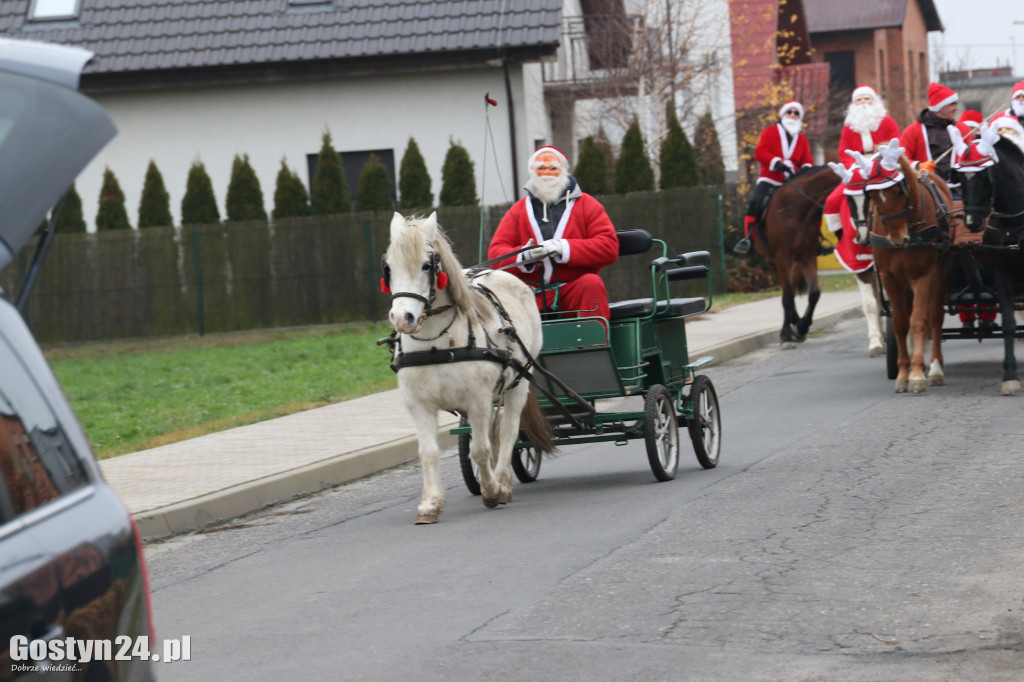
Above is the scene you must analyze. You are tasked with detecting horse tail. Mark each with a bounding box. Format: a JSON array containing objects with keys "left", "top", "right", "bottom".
[{"left": 520, "top": 384, "right": 555, "bottom": 455}]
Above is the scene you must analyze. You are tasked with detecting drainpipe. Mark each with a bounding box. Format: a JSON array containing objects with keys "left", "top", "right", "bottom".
[{"left": 503, "top": 60, "right": 520, "bottom": 201}]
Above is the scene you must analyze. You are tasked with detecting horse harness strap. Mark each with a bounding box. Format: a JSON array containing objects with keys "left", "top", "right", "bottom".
[{"left": 870, "top": 175, "right": 953, "bottom": 249}]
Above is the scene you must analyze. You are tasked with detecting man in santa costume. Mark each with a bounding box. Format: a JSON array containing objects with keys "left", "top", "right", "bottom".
[
  {"left": 988, "top": 80, "right": 1024, "bottom": 129},
  {"left": 734, "top": 100, "right": 813, "bottom": 255},
  {"left": 822, "top": 84, "right": 901, "bottom": 237},
  {"left": 959, "top": 109, "right": 984, "bottom": 142},
  {"left": 488, "top": 146, "right": 619, "bottom": 319},
  {"left": 899, "top": 82, "right": 970, "bottom": 185}
]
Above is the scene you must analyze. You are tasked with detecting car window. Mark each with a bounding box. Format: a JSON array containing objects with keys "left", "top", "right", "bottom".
[{"left": 0, "top": 344, "right": 86, "bottom": 521}]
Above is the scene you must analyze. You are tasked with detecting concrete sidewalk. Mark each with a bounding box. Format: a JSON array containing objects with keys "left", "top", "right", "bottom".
[{"left": 101, "top": 290, "right": 864, "bottom": 539}]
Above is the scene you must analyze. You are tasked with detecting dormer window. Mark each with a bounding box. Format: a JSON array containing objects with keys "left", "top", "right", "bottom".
[{"left": 28, "top": 0, "right": 80, "bottom": 22}]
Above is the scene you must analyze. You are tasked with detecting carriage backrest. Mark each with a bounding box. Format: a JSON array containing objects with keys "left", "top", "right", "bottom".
[{"left": 616, "top": 229, "right": 652, "bottom": 256}]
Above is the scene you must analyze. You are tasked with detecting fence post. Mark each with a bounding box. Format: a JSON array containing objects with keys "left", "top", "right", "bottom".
[
  {"left": 716, "top": 190, "right": 726, "bottom": 294},
  {"left": 192, "top": 229, "right": 205, "bottom": 336},
  {"left": 364, "top": 216, "right": 378, "bottom": 322}
]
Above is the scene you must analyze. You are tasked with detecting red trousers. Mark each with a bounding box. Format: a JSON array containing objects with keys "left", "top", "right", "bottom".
[{"left": 536, "top": 273, "right": 610, "bottom": 319}]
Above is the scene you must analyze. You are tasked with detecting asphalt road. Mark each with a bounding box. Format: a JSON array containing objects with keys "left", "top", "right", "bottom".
[{"left": 145, "top": 316, "right": 1024, "bottom": 681}]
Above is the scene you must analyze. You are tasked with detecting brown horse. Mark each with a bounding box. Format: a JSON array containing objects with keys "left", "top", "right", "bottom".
[
  {"left": 846, "top": 141, "right": 952, "bottom": 393},
  {"left": 754, "top": 166, "right": 841, "bottom": 348}
]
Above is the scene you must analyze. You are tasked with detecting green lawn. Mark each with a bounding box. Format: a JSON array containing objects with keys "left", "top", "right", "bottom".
[
  {"left": 47, "top": 273, "right": 857, "bottom": 460},
  {"left": 46, "top": 322, "right": 399, "bottom": 459}
]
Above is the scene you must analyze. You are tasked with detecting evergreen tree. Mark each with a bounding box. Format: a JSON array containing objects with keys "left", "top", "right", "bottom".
[
  {"left": 138, "top": 160, "right": 173, "bottom": 228},
  {"left": 594, "top": 127, "right": 617, "bottom": 194},
  {"left": 573, "top": 136, "right": 608, "bottom": 195},
  {"left": 694, "top": 110, "right": 726, "bottom": 185},
  {"left": 614, "top": 121, "right": 655, "bottom": 194},
  {"left": 225, "top": 153, "right": 268, "bottom": 222},
  {"left": 439, "top": 140, "right": 477, "bottom": 207},
  {"left": 310, "top": 130, "right": 350, "bottom": 214},
  {"left": 398, "top": 137, "right": 433, "bottom": 209},
  {"left": 355, "top": 153, "right": 394, "bottom": 212},
  {"left": 660, "top": 104, "right": 702, "bottom": 189},
  {"left": 95, "top": 167, "right": 131, "bottom": 231},
  {"left": 181, "top": 160, "right": 220, "bottom": 225},
  {"left": 272, "top": 159, "right": 310, "bottom": 219},
  {"left": 55, "top": 183, "right": 86, "bottom": 233}
]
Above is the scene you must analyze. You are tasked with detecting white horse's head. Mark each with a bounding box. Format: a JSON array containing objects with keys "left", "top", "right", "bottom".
[{"left": 385, "top": 211, "right": 443, "bottom": 334}]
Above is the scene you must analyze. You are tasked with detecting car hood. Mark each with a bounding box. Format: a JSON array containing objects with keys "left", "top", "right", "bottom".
[{"left": 0, "top": 38, "right": 117, "bottom": 270}]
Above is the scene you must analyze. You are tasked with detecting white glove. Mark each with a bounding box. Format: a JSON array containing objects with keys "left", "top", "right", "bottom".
[
  {"left": 522, "top": 238, "right": 561, "bottom": 262},
  {"left": 540, "top": 238, "right": 564, "bottom": 261}
]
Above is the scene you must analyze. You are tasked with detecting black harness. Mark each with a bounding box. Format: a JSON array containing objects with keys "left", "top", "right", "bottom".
[{"left": 865, "top": 173, "right": 956, "bottom": 250}]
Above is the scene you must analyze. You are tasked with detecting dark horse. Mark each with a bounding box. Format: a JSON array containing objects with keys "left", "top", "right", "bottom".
[
  {"left": 846, "top": 140, "right": 952, "bottom": 393},
  {"left": 952, "top": 123, "right": 1024, "bottom": 395},
  {"left": 753, "top": 166, "right": 840, "bottom": 348}
]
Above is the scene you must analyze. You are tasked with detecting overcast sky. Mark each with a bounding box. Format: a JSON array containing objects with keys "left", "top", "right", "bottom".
[{"left": 930, "top": 0, "right": 1024, "bottom": 76}]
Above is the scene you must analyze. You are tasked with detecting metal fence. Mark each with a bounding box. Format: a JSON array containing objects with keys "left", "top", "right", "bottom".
[{"left": 0, "top": 185, "right": 731, "bottom": 344}]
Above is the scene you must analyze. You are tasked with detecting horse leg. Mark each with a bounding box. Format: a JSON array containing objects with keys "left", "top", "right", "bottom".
[
  {"left": 926, "top": 275, "right": 946, "bottom": 387},
  {"left": 907, "top": 278, "right": 933, "bottom": 394},
  {"left": 856, "top": 270, "right": 885, "bottom": 357},
  {"left": 780, "top": 286, "right": 799, "bottom": 349},
  {"left": 885, "top": 277, "right": 912, "bottom": 393},
  {"left": 407, "top": 403, "right": 447, "bottom": 524},
  {"left": 467, "top": 400, "right": 502, "bottom": 508},
  {"left": 491, "top": 382, "right": 530, "bottom": 505},
  {"left": 995, "top": 270, "right": 1021, "bottom": 395},
  {"left": 795, "top": 279, "right": 820, "bottom": 340}
]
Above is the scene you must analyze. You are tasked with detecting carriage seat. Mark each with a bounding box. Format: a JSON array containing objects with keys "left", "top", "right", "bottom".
[{"left": 608, "top": 296, "right": 706, "bottom": 321}]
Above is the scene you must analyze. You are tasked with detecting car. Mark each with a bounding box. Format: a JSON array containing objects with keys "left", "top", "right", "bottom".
[{"left": 0, "top": 38, "right": 155, "bottom": 681}]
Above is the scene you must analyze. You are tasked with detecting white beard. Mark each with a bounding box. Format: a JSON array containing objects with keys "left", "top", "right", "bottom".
[
  {"left": 845, "top": 100, "right": 887, "bottom": 133},
  {"left": 528, "top": 173, "right": 570, "bottom": 204},
  {"left": 781, "top": 117, "right": 802, "bottom": 137},
  {"left": 1012, "top": 100, "right": 1024, "bottom": 117}
]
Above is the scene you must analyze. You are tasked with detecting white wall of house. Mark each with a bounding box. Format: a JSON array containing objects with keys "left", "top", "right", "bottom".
[{"left": 79, "top": 65, "right": 540, "bottom": 230}]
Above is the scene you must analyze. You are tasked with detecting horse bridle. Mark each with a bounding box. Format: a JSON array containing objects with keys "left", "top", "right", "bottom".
[{"left": 381, "top": 244, "right": 451, "bottom": 317}]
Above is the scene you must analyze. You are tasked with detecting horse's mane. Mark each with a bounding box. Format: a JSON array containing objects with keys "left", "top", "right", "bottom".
[{"left": 399, "top": 216, "right": 493, "bottom": 322}]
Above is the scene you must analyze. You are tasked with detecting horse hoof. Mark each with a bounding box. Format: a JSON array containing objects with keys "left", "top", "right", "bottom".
[
  {"left": 482, "top": 495, "right": 501, "bottom": 509},
  {"left": 909, "top": 379, "right": 927, "bottom": 394},
  {"left": 894, "top": 380, "right": 909, "bottom": 393},
  {"left": 928, "top": 374, "right": 945, "bottom": 387},
  {"left": 869, "top": 344, "right": 884, "bottom": 358},
  {"left": 415, "top": 514, "right": 439, "bottom": 525},
  {"left": 780, "top": 341, "right": 797, "bottom": 350},
  {"left": 1001, "top": 380, "right": 1021, "bottom": 396}
]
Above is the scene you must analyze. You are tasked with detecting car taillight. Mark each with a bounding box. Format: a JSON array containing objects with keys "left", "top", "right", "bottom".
[{"left": 127, "top": 510, "right": 156, "bottom": 642}]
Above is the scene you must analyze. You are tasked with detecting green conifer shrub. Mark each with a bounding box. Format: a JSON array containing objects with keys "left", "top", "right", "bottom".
[
  {"left": 138, "top": 160, "right": 173, "bottom": 228},
  {"left": 694, "top": 110, "right": 726, "bottom": 185},
  {"left": 55, "top": 183, "right": 86, "bottom": 233},
  {"left": 614, "top": 121, "right": 655, "bottom": 194},
  {"left": 355, "top": 153, "right": 394, "bottom": 212},
  {"left": 573, "top": 136, "right": 608, "bottom": 195},
  {"left": 225, "top": 153, "right": 268, "bottom": 222},
  {"left": 439, "top": 140, "right": 477, "bottom": 207},
  {"left": 310, "top": 130, "right": 350, "bottom": 214},
  {"left": 95, "top": 167, "right": 131, "bottom": 231},
  {"left": 181, "top": 160, "right": 220, "bottom": 225},
  {"left": 398, "top": 137, "right": 433, "bottom": 209},
  {"left": 660, "top": 104, "right": 702, "bottom": 189},
  {"left": 272, "top": 159, "right": 310, "bottom": 219}
]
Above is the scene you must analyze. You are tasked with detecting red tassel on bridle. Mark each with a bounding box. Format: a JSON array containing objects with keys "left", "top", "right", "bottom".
[
  {"left": 436, "top": 271, "right": 448, "bottom": 289},
  {"left": 380, "top": 278, "right": 390, "bottom": 294}
]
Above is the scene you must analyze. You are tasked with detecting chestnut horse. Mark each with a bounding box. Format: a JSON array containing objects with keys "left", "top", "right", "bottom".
[
  {"left": 845, "top": 141, "right": 953, "bottom": 393},
  {"left": 754, "top": 166, "right": 841, "bottom": 348}
]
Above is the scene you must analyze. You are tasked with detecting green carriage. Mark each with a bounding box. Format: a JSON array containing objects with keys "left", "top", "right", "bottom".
[{"left": 454, "top": 229, "right": 721, "bottom": 492}]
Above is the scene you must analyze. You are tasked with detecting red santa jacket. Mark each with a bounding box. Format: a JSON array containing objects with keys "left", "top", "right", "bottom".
[
  {"left": 488, "top": 191, "right": 619, "bottom": 286},
  {"left": 755, "top": 124, "right": 813, "bottom": 186},
  {"left": 837, "top": 116, "right": 901, "bottom": 165}
]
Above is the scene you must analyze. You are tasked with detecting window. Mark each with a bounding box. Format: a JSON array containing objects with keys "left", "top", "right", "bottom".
[
  {"left": 0, "top": 343, "right": 87, "bottom": 522},
  {"left": 28, "top": 0, "right": 80, "bottom": 22},
  {"left": 824, "top": 51, "right": 855, "bottom": 93},
  {"left": 305, "top": 148, "right": 397, "bottom": 207}
]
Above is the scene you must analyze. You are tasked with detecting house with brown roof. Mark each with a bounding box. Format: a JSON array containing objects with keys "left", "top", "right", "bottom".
[{"left": 0, "top": 0, "right": 563, "bottom": 228}]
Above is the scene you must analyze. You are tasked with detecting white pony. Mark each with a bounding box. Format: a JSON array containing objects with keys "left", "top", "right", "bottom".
[{"left": 383, "top": 212, "right": 553, "bottom": 523}]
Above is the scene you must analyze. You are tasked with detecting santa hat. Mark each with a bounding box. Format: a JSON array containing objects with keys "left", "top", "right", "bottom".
[
  {"left": 927, "top": 82, "right": 958, "bottom": 111},
  {"left": 959, "top": 109, "right": 983, "bottom": 129},
  {"left": 528, "top": 146, "right": 569, "bottom": 171},
  {"left": 851, "top": 84, "right": 877, "bottom": 102},
  {"left": 1012, "top": 80, "right": 1024, "bottom": 100},
  {"left": 778, "top": 100, "right": 803, "bottom": 119}
]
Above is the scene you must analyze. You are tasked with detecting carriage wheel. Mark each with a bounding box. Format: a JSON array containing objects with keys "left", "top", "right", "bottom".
[
  {"left": 884, "top": 317, "right": 898, "bottom": 380},
  {"left": 512, "top": 442, "right": 542, "bottom": 483},
  {"left": 687, "top": 375, "right": 721, "bottom": 470},
  {"left": 457, "top": 415, "right": 482, "bottom": 496},
  {"left": 643, "top": 384, "right": 679, "bottom": 481}
]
